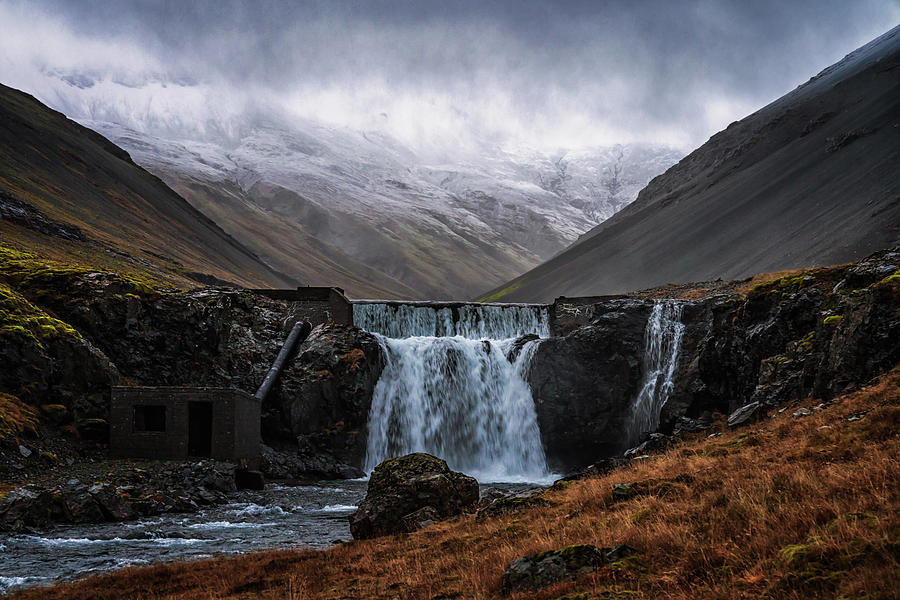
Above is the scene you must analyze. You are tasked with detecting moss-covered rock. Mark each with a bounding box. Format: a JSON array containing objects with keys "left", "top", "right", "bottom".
[
  {"left": 348, "top": 453, "right": 479, "bottom": 539},
  {"left": 501, "top": 544, "right": 638, "bottom": 593}
]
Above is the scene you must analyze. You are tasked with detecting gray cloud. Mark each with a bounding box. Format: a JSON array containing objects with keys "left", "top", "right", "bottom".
[{"left": 2, "top": 0, "right": 898, "bottom": 150}]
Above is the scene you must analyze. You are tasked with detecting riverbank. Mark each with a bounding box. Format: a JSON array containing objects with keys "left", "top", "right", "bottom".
[
  {"left": 8, "top": 368, "right": 897, "bottom": 599},
  {"left": 0, "top": 479, "right": 366, "bottom": 594}
]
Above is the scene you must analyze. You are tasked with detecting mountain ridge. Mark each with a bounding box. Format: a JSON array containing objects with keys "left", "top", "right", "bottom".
[
  {"left": 483, "top": 25, "right": 900, "bottom": 302},
  {"left": 0, "top": 83, "right": 296, "bottom": 290}
]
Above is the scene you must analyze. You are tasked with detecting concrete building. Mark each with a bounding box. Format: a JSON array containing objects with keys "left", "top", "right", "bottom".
[{"left": 109, "top": 387, "right": 260, "bottom": 465}]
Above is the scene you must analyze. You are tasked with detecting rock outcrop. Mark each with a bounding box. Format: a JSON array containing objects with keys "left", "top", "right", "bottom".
[
  {"left": 275, "top": 324, "right": 385, "bottom": 468},
  {"left": 664, "top": 247, "right": 900, "bottom": 430},
  {"left": 0, "top": 460, "right": 237, "bottom": 532},
  {"left": 530, "top": 246, "right": 899, "bottom": 472},
  {"left": 348, "top": 453, "right": 479, "bottom": 539},
  {"left": 502, "top": 544, "right": 637, "bottom": 593},
  {"left": 1, "top": 260, "right": 383, "bottom": 476},
  {"left": 528, "top": 299, "right": 651, "bottom": 470}
]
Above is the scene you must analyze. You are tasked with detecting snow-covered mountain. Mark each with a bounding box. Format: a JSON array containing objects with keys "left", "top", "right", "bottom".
[{"left": 28, "top": 70, "right": 681, "bottom": 299}]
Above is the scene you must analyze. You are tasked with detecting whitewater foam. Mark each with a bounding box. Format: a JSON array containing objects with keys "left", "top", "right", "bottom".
[{"left": 357, "top": 303, "right": 551, "bottom": 482}]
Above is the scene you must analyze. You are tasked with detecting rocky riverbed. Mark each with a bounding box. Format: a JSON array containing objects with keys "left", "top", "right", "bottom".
[{"left": 0, "top": 479, "right": 366, "bottom": 594}]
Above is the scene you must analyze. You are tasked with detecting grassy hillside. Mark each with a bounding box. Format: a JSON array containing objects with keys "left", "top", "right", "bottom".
[
  {"left": 12, "top": 367, "right": 898, "bottom": 599},
  {"left": 0, "top": 84, "right": 294, "bottom": 290}
]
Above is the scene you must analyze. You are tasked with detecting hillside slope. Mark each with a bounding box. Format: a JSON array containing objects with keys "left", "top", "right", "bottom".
[
  {"left": 81, "top": 119, "right": 678, "bottom": 299},
  {"left": 0, "top": 84, "right": 294, "bottom": 290},
  {"left": 12, "top": 369, "right": 899, "bottom": 599},
  {"left": 483, "top": 25, "right": 900, "bottom": 302}
]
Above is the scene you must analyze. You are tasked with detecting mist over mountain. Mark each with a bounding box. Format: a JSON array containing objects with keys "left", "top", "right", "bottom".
[
  {"left": 16, "top": 66, "right": 679, "bottom": 298},
  {"left": 486, "top": 25, "right": 900, "bottom": 302},
  {"left": 1, "top": 1, "right": 897, "bottom": 298}
]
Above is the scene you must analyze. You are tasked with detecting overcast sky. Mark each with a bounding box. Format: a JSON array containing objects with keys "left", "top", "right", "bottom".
[{"left": 1, "top": 0, "right": 898, "bottom": 152}]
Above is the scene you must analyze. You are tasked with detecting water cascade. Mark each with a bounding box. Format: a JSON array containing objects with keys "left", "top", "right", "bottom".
[
  {"left": 353, "top": 302, "right": 549, "bottom": 339},
  {"left": 354, "top": 302, "right": 551, "bottom": 482},
  {"left": 627, "top": 301, "right": 686, "bottom": 446}
]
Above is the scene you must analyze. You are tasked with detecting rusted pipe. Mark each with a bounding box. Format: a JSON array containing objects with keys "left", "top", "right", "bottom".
[{"left": 254, "top": 320, "right": 312, "bottom": 402}]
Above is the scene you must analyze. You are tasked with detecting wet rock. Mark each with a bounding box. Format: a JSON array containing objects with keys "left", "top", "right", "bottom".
[
  {"left": 275, "top": 324, "right": 385, "bottom": 467},
  {"left": 528, "top": 300, "right": 651, "bottom": 471},
  {"left": 477, "top": 487, "right": 512, "bottom": 509},
  {"left": 89, "top": 483, "right": 136, "bottom": 521},
  {"left": 399, "top": 506, "right": 439, "bottom": 533},
  {"left": 506, "top": 334, "right": 540, "bottom": 362},
  {"left": 502, "top": 544, "right": 634, "bottom": 593},
  {"left": 0, "top": 487, "right": 68, "bottom": 531},
  {"left": 65, "top": 489, "right": 105, "bottom": 523},
  {"left": 623, "top": 432, "right": 671, "bottom": 458},
  {"left": 235, "top": 469, "right": 266, "bottom": 491},
  {"left": 728, "top": 401, "right": 764, "bottom": 428},
  {"left": 348, "top": 453, "right": 479, "bottom": 540},
  {"left": 259, "top": 443, "right": 363, "bottom": 481},
  {"left": 556, "top": 458, "right": 625, "bottom": 483},
  {"left": 671, "top": 415, "right": 711, "bottom": 436}
]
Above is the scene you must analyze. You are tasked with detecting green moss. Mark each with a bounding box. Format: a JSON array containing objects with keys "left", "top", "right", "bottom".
[
  {"left": 0, "top": 282, "right": 81, "bottom": 347},
  {"left": 874, "top": 269, "right": 900, "bottom": 287},
  {"left": 608, "top": 555, "right": 648, "bottom": 574},
  {"left": 0, "top": 242, "right": 160, "bottom": 299},
  {"left": 477, "top": 281, "right": 522, "bottom": 302},
  {"left": 0, "top": 246, "right": 36, "bottom": 261},
  {"left": 747, "top": 269, "right": 816, "bottom": 299},
  {"left": 823, "top": 315, "right": 843, "bottom": 326},
  {"left": 798, "top": 331, "right": 816, "bottom": 351}
]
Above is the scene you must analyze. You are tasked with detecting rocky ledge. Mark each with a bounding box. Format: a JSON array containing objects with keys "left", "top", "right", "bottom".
[
  {"left": 528, "top": 246, "right": 900, "bottom": 472},
  {"left": 0, "top": 460, "right": 236, "bottom": 532}
]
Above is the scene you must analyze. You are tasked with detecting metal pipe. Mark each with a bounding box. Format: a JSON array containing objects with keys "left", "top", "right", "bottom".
[{"left": 254, "top": 320, "right": 312, "bottom": 402}]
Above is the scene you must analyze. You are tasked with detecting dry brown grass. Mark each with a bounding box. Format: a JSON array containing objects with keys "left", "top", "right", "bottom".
[
  {"left": 732, "top": 268, "right": 813, "bottom": 296},
  {"left": 10, "top": 371, "right": 900, "bottom": 600}
]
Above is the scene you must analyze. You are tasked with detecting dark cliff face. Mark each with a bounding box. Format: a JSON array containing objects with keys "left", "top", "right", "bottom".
[
  {"left": 668, "top": 248, "right": 900, "bottom": 425},
  {"left": 275, "top": 324, "right": 385, "bottom": 467},
  {"left": 2, "top": 244, "right": 896, "bottom": 476},
  {"left": 528, "top": 300, "right": 651, "bottom": 472},
  {"left": 530, "top": 247, "right": 899, "bottom": 472},
  {"left": 0, "top": 267, "right": 383, "bottom": 469}
]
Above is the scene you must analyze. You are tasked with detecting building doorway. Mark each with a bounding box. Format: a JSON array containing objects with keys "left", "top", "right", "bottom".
[{"left": 188, "top": 401, "right": 213, "bottom": 457}]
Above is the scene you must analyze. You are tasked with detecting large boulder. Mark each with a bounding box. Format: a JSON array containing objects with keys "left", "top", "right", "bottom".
[
  {"left": 275, "top": 324, "right": 385, "bottom": 467},
  {"left": 348, "top": 453, "right": 479, "bottom": 539},
  {"left": 528, "top": 299, "right": 650, "bottom": 471}
]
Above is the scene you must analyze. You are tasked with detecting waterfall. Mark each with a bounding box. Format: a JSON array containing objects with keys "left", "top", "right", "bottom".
[
  {"left": 353, "top": 302, "right": 550, "bottom": 339},
  {"left": 355, "top": 303, "right": 550, "bottom": 482},
  {"left": 627, "top": 301, "right": 685, "bottom": 446}
]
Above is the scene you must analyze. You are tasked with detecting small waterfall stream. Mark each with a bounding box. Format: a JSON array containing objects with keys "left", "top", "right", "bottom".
[
  {"left": 354, "top": 303, "right": 551, "bottom": 482},
  {"left": 627, "top": 301, "right": 686, "bottom": 446}
]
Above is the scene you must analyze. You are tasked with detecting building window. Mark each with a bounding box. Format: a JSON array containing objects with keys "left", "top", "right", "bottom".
[{"left": 133, "top": 405, "right": 166, "bottom": 432}]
